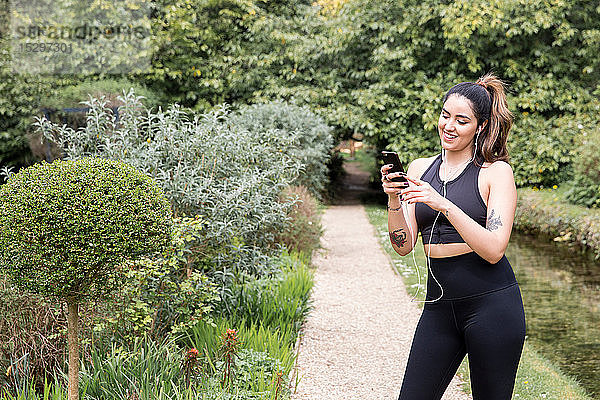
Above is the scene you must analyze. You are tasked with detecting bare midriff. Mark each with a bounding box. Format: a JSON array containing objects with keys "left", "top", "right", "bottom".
[{"left": 423, "top": 242, "right": 474, "bottom": 258}]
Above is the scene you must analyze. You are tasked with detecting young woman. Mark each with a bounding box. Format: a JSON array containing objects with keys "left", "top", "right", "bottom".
[{"left": 381, "top": 73, "right": 526, "bottom": 400}]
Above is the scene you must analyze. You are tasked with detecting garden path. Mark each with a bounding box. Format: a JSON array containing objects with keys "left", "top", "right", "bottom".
[{"left": 289, "top": 160, "right": 471, "bottom": 400}]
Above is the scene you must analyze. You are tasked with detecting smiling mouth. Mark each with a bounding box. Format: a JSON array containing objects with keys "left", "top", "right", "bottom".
[{"left": 443, "top": 131, "right": 458, "bottom": 140}]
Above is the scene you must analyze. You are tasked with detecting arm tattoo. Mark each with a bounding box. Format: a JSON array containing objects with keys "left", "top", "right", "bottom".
[
  {"left": 389, "top": 228, "right": 408, "bottom": 247},
  {"left": 486, "top": 209, "right": 503, "bottom": 231}
]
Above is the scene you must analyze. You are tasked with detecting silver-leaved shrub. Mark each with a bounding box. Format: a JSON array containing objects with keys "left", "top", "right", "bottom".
[
  {"left": 228, "top": 98, "right": 334, "bottom": 201},
  {"left": 35, "top": 90, "right": 334, "bottom": 278}
]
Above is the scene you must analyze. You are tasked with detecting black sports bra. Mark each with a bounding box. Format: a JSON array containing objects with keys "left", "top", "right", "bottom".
[{"left": 414, "top": 154, "right": 487, "bottom": 244}]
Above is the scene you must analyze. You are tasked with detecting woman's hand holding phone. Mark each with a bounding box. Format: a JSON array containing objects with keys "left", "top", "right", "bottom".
[
  {"left": 381, "top": 151, "right": 409, "bottom": 198},
  {"left": 381, "top": 164, "right": 408, "bottom": 197}
]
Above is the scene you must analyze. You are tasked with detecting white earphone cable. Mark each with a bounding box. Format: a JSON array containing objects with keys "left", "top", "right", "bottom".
[{"left": 404, "top": 130, "right": 481, "bottom": 303}]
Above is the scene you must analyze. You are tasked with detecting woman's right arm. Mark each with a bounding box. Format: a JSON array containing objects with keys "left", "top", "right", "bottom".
[{"left": 381, "top": 159, "right": 422, "bottom": 256}]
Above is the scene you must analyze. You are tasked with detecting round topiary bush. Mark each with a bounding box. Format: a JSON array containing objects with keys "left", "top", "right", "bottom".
[{"left": 0, "top": 157, "right": 172, "bottom": 400}]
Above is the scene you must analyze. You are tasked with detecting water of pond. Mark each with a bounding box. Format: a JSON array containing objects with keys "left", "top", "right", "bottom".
[{"left": 506, "top": 230, "right": 600, "bottom": 398}]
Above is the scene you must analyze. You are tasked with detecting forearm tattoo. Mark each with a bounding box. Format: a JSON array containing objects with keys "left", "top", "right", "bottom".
[
  {"left": 486, "top": 209, "right": 503, "bottom": 231},
  {"left": 389, "top": 228, "right": 408, "bottom": 247}
]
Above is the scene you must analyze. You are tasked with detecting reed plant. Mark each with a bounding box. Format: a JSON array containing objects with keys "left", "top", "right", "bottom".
[
  {"left": 0, "top": 377, "right": 68, "bottom": 400},
  {"left": 80, "top": 337, "right": 185, "bottom": 400},
  {"left": 220, "top": 250, "right": 314, "bottom": 337}
]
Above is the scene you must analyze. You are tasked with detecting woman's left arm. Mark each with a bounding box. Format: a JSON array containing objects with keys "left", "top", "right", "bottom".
[{"left": 401, "top": 161, "right": 517, "bottom": 264}]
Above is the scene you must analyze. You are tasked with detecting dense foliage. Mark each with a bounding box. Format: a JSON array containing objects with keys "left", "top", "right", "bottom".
[
  {"left": 565, "top": 123, "right": 600, "bottom": 208},
  {"left": 283, "top": 0, "right": 600, "bottom": 191},
  {"left": 89, "top": 216, "right": 220, "bottom": 344},
  {"left": 41, "top": 78, "right": 163, "bottom": 115},
  {"left": 229, "top": 99, "right": 334, "bottom": 200},
  {"left": 36, "top": 92, "right": 332, "bottom": 279},
  {"left": 0, "top": 250, "right": 314, "bottom": 400},
  {"left": 3, "top": 0, "right": 600, "bottom": 205},
  {"left": 0, "top": 158, "right": 172, "bottom": 300},
  {"left": 1, "top": 93, "right": 328, "bottom": 395},
  {"left": 139, "top": 0, "right": 600, "bottom": 201},
  {"left": 274, "top": 185, "right": 323, "bottom": 255},
  {"left": 1, "top": 94, "right": 330, "bottom": 398}
]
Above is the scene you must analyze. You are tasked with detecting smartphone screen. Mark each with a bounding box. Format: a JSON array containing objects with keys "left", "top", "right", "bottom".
[{"left": 381, "top": 151, "right": 407, "bottom": 183}]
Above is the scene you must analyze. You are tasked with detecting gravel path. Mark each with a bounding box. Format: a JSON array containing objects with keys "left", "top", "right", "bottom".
[{"left": 289, "top": 161, "right": 471, "bottom": 400}]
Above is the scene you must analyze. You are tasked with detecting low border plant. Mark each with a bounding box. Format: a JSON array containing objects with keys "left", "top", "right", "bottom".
[{"left": 514, "top": 187, "right": 600, "bottom": 260}]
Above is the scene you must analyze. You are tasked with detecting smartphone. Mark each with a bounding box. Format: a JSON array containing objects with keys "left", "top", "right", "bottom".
[{"left": 381, "top": 151, "right": 408, "bottom": 183}]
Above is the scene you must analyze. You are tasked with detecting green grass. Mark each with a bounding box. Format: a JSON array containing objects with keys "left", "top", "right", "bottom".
[
  {"left": 518, "top": 185, "right": 598, "bottom": 220},
  {"left": 363, "top": 204, "right": 429, "bottom": 304},
  {"left": 512, "top": 343, "right": 592, "bottom": 400},
  {"left": 364, "top": 202, "right": 595, "bottom": 400}
]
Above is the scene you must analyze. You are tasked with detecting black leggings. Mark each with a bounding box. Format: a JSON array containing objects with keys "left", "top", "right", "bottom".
[{"left": 398, "top": 283, "right": 526, "bottom": 400}]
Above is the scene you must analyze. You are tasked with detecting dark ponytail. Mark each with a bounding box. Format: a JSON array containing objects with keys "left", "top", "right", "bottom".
[
  {"left": 475, "top": 73, "right": 513, "bottom": 166},
  {"left": 443, "top": 72, "right": 514, "bottom": 167}
]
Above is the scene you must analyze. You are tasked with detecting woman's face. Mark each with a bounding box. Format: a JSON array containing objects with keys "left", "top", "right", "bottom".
[{"left": 438, "top": 94, "right": 479, "bottom": 153}]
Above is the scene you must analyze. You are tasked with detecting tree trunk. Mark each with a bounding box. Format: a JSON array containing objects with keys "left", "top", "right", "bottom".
[{"left": 66, "top": 298, "right": 80, "bottom": 400}]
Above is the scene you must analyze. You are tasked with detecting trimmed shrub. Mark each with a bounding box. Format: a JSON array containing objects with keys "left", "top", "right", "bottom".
[
  {"left": 0, "top": 158, "right": 172, "bottom": 299},
  {"left": 0, "top": 157, "right": 172, "bottom": 400}
]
